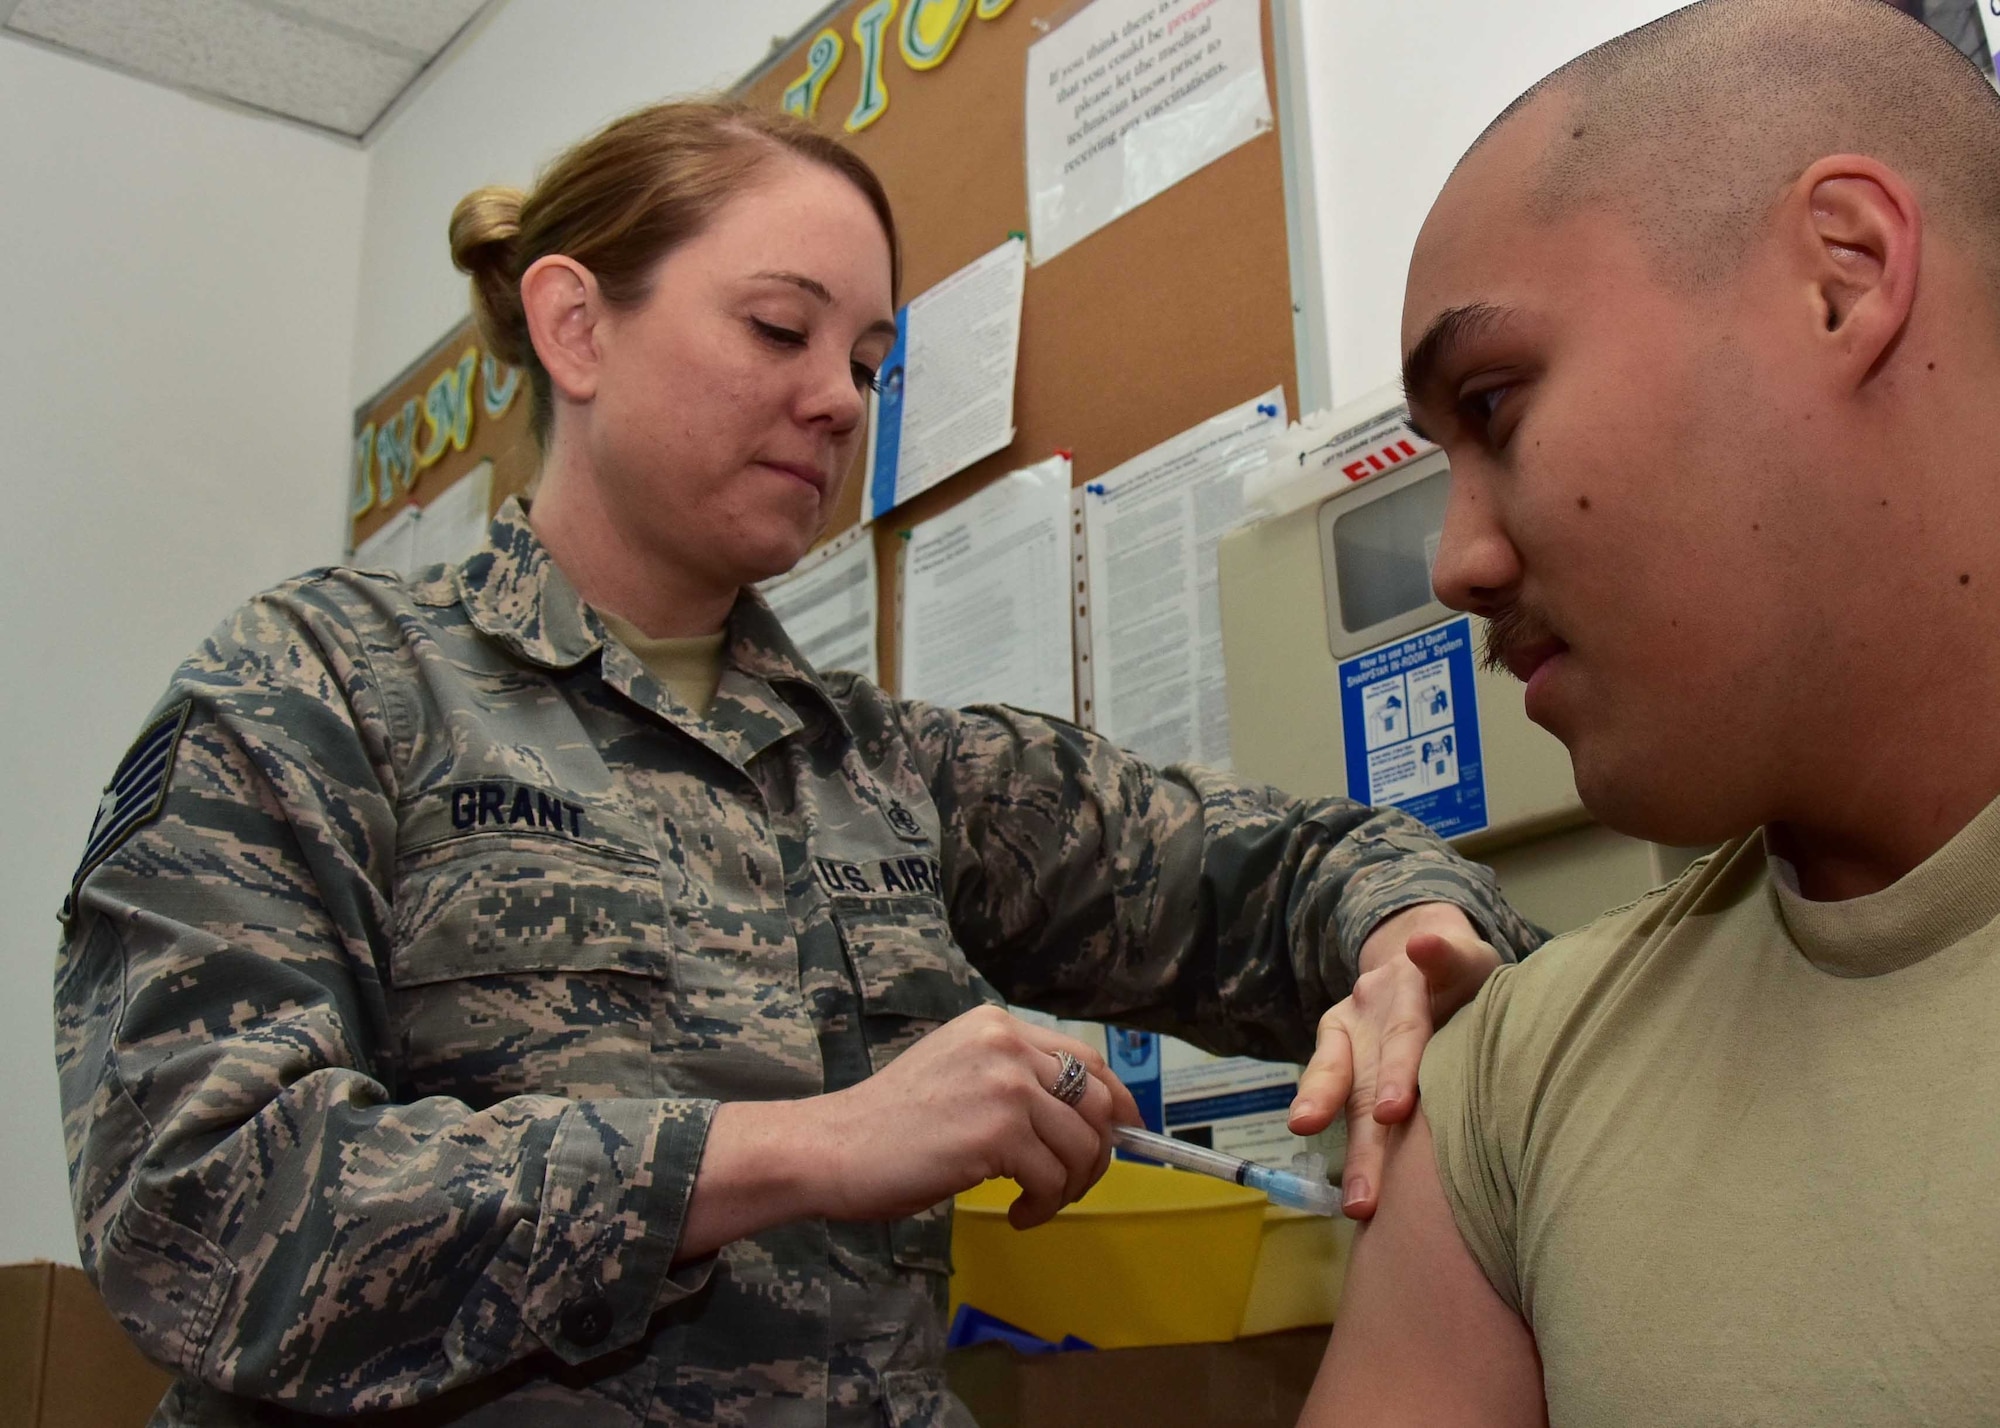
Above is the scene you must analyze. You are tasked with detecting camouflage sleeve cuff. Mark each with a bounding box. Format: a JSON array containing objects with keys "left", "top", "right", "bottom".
[
  {"left": 1334, "top": 854, "right": 1541, "bottom": 984},
  {"left": 521, "top": 1097, "right": 717, "bottom": 1365}
]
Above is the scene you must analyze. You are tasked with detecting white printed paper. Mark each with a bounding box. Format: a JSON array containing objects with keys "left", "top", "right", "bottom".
[
  {"left": 353, "top": 502, "right": 418, "bottom": 574},
  {"left": 900, "top": 456, "right": 1075, "bottom": 718},
  {"left": 1082, "top": 389, "right": 1286, "bottom": 768},
  {"left": 757, "top": 525, "right": 879, "bottom": 683},
  {"left": 1162, "top": 1037, "right": 1307, "bottom": 1164},
  {"left": 351, "top": 463, "right": 493, "bottom": 577},
  {"left": 867, "top": 238, "right": 1027, "bottom": 519},
  {"left": 410, "top": 462, "right": 493, "bottom": 570},
  {"left": 1101, "top": 1022, "right": 1311, "bottom": 1166},
  {"left": 1026, "top": 0, "right": 1272, "bottom": 264}
]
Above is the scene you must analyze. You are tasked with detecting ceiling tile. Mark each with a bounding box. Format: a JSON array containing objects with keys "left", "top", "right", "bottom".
[
  {"left": 9, "top": 0, "right": 420, "bottom": 136},
  {"left": 253, "top": 0, "right": 488, "bottom": 59}
]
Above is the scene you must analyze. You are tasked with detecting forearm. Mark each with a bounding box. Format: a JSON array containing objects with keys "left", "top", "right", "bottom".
[
  {"left": 1340, "top": 840, "right": 1547, "bottom": 976},
  {"left": 894, "top": 701, "right": 1339, "bottom": 1052},
  {"left": 887, "top": 696, "right": 1534, "bottom": 1055},
  {"left": 1356, "top": 901, "right": 1498, "bottom": 975},
  {"left": 677, "top": 1099, "right": 834, "bottom": 1262}
]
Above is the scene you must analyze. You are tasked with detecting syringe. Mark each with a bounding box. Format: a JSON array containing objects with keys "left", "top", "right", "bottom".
[{"left": 1110, "top": 1125, "right": 1342, "bottom": 1216}]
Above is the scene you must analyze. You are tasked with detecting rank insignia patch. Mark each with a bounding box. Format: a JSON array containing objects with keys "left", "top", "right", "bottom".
[
  {"left": 884, "top": 799, "right": 927, "bottom": 842},
  {"left": 66, "top": 701, "right": 192, "bottom": 914}
]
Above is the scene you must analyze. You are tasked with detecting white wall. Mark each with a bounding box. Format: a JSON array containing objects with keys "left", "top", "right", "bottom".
[
  {"left": 1297, "top": 0, "right": 1684, "bottom": 405},
  {"left": 0, "top": 39, "right": 367, "bottom": 1264},
  {"left": 353, "top": 0, "right": 835, "bottom": 403}
]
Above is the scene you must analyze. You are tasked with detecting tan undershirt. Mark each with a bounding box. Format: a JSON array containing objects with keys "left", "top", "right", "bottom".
[
  {"left": 594, "top": 609, "right": 727, "bottom": 718},
  {"left": 1421, "top": 793, "right": 2000, "bottom": 1425}
]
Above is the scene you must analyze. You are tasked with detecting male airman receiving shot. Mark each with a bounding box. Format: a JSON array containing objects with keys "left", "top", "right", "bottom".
[{"left": 1306, "top": 0, "right": 2000, "bottom": 1423}]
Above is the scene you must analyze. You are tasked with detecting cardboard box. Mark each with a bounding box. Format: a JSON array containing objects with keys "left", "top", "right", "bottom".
[
  {"left": 945, "top": 1326, "right": 1333, "bottom": 1428},
  {"left": 0, "top": 1259, "right": 1327, "bottom": 1427},
  {"left": 0, "top": 1261, "right": 174, "bottom": 1428}
]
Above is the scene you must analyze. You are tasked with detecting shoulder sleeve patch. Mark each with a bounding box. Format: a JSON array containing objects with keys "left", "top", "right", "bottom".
[{"left": 66, "top": 701, "right": 193, "bottom": 913}]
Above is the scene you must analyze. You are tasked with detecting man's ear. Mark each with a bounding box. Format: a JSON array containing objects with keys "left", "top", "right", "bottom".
[
  {"left": 1792, "top": 155, "right": 1921, "bottom": 382},
  {"left": 521, "top": 255, "right": 603, "bottom": 404}
]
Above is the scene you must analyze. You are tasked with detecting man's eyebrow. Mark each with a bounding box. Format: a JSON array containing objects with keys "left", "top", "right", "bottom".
[
  {"left": 1401, "top": 302, "right": 1516, "bottom": 416},
  {"left": 751, "top": 270, "right": 898, "bottom": 341}
]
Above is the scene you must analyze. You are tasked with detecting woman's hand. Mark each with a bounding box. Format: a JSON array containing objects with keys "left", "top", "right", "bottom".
[
  {"left": 1285, "top": 902, "right": 1503, "bottom": 1220},
  {"left": 818, "top": 1006, "right": 1142, "bottom": 1229},
  {"left": 679, "top": 1006, "right": 1141, "bottom": 1262}
]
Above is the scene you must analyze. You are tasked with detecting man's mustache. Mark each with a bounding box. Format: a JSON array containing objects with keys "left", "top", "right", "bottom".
[{"left": 1480, "top": 603, "right": 1560, "bottom": 677}]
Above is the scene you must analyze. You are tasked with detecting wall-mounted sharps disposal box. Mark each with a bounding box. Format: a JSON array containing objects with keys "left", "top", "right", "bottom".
[{"left": 1217, "top": 389, "right": 1710, "bottom": 938}]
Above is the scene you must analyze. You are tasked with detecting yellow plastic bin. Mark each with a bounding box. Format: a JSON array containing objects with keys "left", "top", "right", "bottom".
[
  {"left": 949, "top": 1160, "right": 1268, "bottom": 1348},
  {"left": 1236, "top": 1205, "right": 1355, "bottom": 1336}
]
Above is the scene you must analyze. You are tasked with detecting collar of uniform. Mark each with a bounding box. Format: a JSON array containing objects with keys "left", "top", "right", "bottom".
[
  {"left": 726, "top": 589, "right": 842, "bottom": 714},
  {"left": 455, "top": 497, "right": 604, "bottom": 670},
  {"left": 457, "top": 498, "right": 853, "bottom": 764},
  {"left": 712, "top": 588, "right": 851, "bottom": 755},
  {"left": 588, "top": 587, "right": 843, "bottom": 772},
  {"left": 1768, "top": 788, "right": 2000, "bottom": 977}
]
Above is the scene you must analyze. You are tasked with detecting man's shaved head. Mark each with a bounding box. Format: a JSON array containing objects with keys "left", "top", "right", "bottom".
[
  {"left": 1474, "top": 0, "right": 2000, "bottom": 290},
  {"left": 1402, "top": 0, "right": 2000, "bottom": 862}
]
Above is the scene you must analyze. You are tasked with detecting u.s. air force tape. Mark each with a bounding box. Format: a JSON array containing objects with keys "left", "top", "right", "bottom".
[{"left": 65, "top": 701, "right": 192, "bottom": 916}]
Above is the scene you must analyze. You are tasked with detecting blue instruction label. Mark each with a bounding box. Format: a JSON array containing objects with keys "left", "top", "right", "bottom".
[
  {"left": 866, "top": 308, "right": 910, "bottom": 521},
  {"left": 1104, "top": 1027, "right": 1163, "bottom": 1134},
  {"left": 1338, "top": 617, "right": 1488, "bottom": 838}
]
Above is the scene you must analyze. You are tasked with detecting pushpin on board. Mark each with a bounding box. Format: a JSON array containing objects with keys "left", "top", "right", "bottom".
[
  {"left": 1257, "top": 402, "right": 1279, "bottom": 418},
  {"left": 1086, "top": 483, "right": 1106, "bottom": 496},
  {"left": 1055, "top": 448, "right": 1073, "bottom": 461},
  {"left": 1008, "top": 230, "right": 1026, "bottom": 243}
]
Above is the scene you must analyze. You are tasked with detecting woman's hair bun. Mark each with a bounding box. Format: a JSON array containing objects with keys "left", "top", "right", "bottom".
[{"left": 449, "top": 185, "right": 530, "bottom": 366}]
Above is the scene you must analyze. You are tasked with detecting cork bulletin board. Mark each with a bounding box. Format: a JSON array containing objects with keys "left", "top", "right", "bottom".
[
  {"left": 349, "top": 0, "right": 1297, "bottom": 689},
  {"left": 738, "top": 0, "right": 1297, "bottom": 692},
  {"left": 349, "top": 322, "right": 535, "bottom": 551}
]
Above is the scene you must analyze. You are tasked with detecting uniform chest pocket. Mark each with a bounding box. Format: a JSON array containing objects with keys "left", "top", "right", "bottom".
[
  {"left": 387, "top": 833, "right": 670, "bottom": 1105},
  {"left": 829, "top": 891, "right": 988, "bottom": 1078}
]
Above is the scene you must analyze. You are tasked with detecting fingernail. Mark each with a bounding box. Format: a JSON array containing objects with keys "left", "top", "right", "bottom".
[
  {"left": 1290, "top": 1098, "right": 1317, "bottom": 1119},
  {"left": 1377, "top": 1085, "right": 1400, "bottom": 1107},
  {"left": 1343, "top": 1176, "right": 1370, "bottom": 1210}
]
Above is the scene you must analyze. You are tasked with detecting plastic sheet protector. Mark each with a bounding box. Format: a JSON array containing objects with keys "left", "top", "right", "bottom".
[
  {"left": 1081, "top": 389, "right": 1285, "bottom": 768},
  {"left": 758, "top": 525, "right": 879, "bottom": 684},
  {"left": 900, "top": 455, "right": 1075, "bottom": 718},
  {"left": 867, "top": 238, "right": 1027, "bottom": 520},
  {"left": 1026, "top": 0, "right": 1272, "bottom": 263}
]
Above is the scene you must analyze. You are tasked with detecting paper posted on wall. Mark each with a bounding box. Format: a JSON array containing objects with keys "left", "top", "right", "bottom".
[
  {"left": 1337, "top": 615, "right": 1489, "bottom": 838},
  {"left": 352, "top": 462, "right": 493, "bottom": 577},
  {"left": 353, "top": 503, "right": 418, "bottom": 575},
  {"left": 1103, "top": 1025, "right": 1312, "bottom": 1166},
  {"left": 868, "top": 238, "right": 1027, "bottom": 520},
  {"left": 757, "top": 525, "right": 879, "bottom": 684},
  {"left": 412, "top": 462, "right": 493, "bottom": 568},
  {"left": 900, "top": 456, "right": 1075, "bottom": 719},
  {"left": 1081, "top": 390, "right": 1285, "bottom": 769},
  {"left": 1025, "top": 0, "right": 1271, "bottom": 264}
]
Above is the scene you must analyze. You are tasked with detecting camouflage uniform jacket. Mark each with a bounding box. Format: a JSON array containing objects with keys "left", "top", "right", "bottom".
[{"left": 55, "top": 499, "right": 1540, "bottom": 1427}]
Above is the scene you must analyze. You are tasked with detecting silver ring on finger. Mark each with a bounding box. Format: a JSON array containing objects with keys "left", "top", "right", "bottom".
[{"left": 1047, "top": 1050, "right": 1090, "bottom": 1108}]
